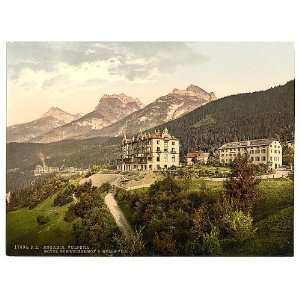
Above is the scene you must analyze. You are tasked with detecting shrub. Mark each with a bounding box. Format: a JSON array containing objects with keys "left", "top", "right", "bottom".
[
  {"left": 54, "top": 195, "right": 73, "bottom": 207},
  {"left": 99, "top": 182, "right": 112, "bottom": 193},
  {"left": 224, "top": 211, "right": 256, "bottom": 242},
  {"left": 202, "top": 226, "right": 222, "bottom": 256},
  {"left": 64, "top": 205, "right": 77, "bottom": 222},
  {"left": 36, "top": 215, "right": 50, "bottom": 225},
  {"left": 53, "top": 184, "right": 75, "bottom": 207}
]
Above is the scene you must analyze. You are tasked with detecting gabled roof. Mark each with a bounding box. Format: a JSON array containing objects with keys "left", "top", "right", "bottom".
[{"left": 219, "top": 139, "right": 277, "bottom": 150}]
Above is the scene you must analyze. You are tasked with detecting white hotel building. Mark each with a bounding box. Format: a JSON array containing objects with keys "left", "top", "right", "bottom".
[
  {"left": 219, "top": 139, "right": 282, "bottom": 169},
  {"left": 118, "top": 128, "right": 180, "bottom": 171}
]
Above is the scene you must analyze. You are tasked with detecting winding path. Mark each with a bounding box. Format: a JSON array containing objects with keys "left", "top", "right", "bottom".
[{"left": 104, "top": 193, "right": 132, "bottom": 238}]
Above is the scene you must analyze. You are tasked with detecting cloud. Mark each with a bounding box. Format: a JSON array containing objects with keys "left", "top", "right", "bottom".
[
  {"left": 42, "top": 74, "right": 70, "bottom": 88},
  {"left": 7, "top": 42, "right": 209, "bottom": 82}
]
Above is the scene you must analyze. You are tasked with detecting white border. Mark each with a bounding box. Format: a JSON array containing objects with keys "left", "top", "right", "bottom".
[{"left": 0, "top": 1, "right": 299, "bottom": 300}]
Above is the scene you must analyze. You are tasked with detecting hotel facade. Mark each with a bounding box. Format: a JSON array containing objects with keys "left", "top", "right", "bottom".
[
  {"left": 118, "top": 128, "right": 180, "bottom": 171},
  {"left": 219, "top": 139, "right": 282, "bottom": 169}
]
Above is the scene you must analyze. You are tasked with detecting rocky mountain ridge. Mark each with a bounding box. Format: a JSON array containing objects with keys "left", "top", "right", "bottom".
[
  {"left": 30, "top": 93, "right": 144, "bottom": 143},
  {"left": 80, "top": 84, "right": 217, "bottom": 138}
]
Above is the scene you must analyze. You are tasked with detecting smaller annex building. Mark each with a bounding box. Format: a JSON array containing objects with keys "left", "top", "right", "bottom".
[
  {"left": 186, "top": 151, "right": 209, "bottom": 165},
  {"left": 219, "top": 139, "right": 282, "bottom": 169},
  {"left": 118, "top": 128, "right": 180, "bottom": 172}
]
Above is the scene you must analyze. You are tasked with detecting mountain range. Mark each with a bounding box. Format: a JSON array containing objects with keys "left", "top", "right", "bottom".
[
  {"left": 6, "top": 107, "right": 82, "bottom": 143},
  {"left": 7, "top": 84, "right": 217, "bottom": 143},
  {"left": 82, "top": 84, "right": 217, "bottom": 138},
  {"left": 29, "top": 93, "right": 144, "bottom": 143}
]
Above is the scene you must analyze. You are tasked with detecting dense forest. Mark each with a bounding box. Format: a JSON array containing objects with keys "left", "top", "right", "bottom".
[{"left": 154, "top": 80, "right": 295, "bottom": 152}]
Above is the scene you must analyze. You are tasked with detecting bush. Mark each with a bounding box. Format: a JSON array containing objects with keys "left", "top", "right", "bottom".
[
  {"left": 36, "top": 215, "right": 50, "bottom": 225},
  {"left": 64, "top": 205, "right": 77, "bottom": 222},
  {"left": 202, "top": 226, "right": 222, "bottom": 255},
  {"left": 99, "top": 182, "right": 112, "bottom": 193},
  {"left": 224, "top": 211, "right": 256, "bottom": 242},
  {"left": 53, "top": 184, "right": 75, "bottom": 207}
]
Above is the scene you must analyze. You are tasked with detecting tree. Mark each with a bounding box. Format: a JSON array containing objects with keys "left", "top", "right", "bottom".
[
  {"left": 223, "top": 153, "right": 259, "bottom": 213},
  {"left": 282, "top": 145, "right": 294, "bottom": 168}
]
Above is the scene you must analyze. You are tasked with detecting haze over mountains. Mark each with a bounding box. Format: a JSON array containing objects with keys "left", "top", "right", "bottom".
[
  {"left": 6, "top": 107, "right": 82, "bottom": 143},
  {"left": 6, "top": 93, "right": 143, "bottom": 144},
  {"left": 7, "top": 84, "right": 216, "bottom": 144}
]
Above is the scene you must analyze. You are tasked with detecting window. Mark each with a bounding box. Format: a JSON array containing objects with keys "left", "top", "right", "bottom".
[
  {"left": 164, "top": 165, "right": 168, "bottom": 169},
  {"left": 157, "top": 156, "right": 160, "bottom": 162},
  {"left": 172, "top": 141, "right": 175, "bottom": 145},
  {"left": 157, "top": 147, "right": 161, "bottom": 152},
  {"left": 250, "top": 150, "right": 254, "bottom": 154},
  {"left": 172, "top": 155, "right": 175, "bottom": 162},
  {"left": 262, "top": 156, "right": 266, "bottom": 161},
  {"left": 270, "top": 156, "right": 272, "bottom": 161},
  {"left": 149, "top": 165, "right": 152, "bottom": 169},
  {"left": 250, "top": 157, "right": 254, "bottom": 161},
  {"left": 261, "top": 149, "right": 266, "bottom": 153},
  {"left": 255, "top": 150, "right": 260, "bottom": 154},
  {"left": 255, "top": 157, "right": 260, "bottom": 161},
  {"left": 157, "top": 140, "right": 160, "bottom": 145},
  {"left": 171, "top": 148, "right": 175, "bottom": 153}
]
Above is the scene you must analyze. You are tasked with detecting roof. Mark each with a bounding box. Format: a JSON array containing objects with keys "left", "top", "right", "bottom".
[
  {"left": 187, "top": 152, "right": 199, "bottom": 158},
  {"left": 187, "top": 151, "right": 209, "bottom": 158},
  {"left": 123, "top": 128, "right": 178, "bottom": 144},
  {"left": 219, "top": 139, "right": 277, "bottom": 150}
]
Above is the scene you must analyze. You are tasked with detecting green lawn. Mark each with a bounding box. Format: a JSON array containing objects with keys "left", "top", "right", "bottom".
[
  {"left": 6, "top": 193, "right": 75, "bottom": 254},
  {"left": 251, "top": 179, "right": 294, "bottom": 256}
]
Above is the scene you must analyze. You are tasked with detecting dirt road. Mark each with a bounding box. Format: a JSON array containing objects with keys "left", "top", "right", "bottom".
[
  {"left": 104, "top": 193, "right": 132, "bottom": 238},
  {"left": 80, "top": 173, "right": 121, "bottom": 187}
]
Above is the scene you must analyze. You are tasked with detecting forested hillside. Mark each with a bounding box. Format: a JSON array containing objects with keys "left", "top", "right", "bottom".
[
  {"left": 7, "top": 136, "right": 121, "bottom": 172},
  {"left": 154, "top": 80, "right": 295, "bottom": 152}
]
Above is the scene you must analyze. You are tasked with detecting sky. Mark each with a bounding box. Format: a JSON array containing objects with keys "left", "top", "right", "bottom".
[{"left": 7, "top": 42, "right": 294, "bottom": 126}]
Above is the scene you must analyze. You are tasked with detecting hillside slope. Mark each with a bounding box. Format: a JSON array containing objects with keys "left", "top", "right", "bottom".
[{"left": 154, "top": 80, "right": 295, "bottom": 152}]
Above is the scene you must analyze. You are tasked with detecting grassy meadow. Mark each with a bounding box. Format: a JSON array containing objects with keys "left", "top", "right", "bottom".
[{"left": 6, "top": 193, "right": 75, "bottom": 255}]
